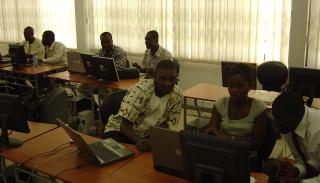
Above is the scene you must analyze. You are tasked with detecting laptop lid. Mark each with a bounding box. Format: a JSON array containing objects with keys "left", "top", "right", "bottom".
[
  {"left": 92, "top": 57, "right": 120, "bottom": 83},
  {"left": 67, "top": 51, "right": 86, "bottom": 73},
  {"left": 57, "top": 119, "right": 134, "bottom": 166},
  {"left": 150, "top": 126, "right": 185, "bottom": 177},
  {"left": 80, "top": 53, "right": 97, "bottom": 78}
]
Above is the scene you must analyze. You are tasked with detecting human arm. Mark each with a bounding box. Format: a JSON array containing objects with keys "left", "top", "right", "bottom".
[
  {"left": 206, "top": 106, "right": 225, "bottom": 137},
  {"left": 120, "top": 118, "right": 151, "bottom": 152},
  {"left": 250, "top": 110, "right": 267, "bottom": 151}
]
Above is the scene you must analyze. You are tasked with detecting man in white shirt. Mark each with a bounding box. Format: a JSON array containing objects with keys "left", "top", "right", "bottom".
[
  {"left": 272, "top": 91, "right": 320, "bottom": 183},
  {"left": 133, "top": 30, "right": 173, "bottom": 78},
  {"left": 22, "top": 26, "right": 45, "bottom": 59},
  {"left": 104, "top": 60, "right": 183, "bottom": 152},
  {"left": 41, "top": 30, "right": 67, "bottom": 66}
]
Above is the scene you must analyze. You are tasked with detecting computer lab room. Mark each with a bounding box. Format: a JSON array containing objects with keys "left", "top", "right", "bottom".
[{"left": 0, "top": 0, "right": 319, "bottom": 183}]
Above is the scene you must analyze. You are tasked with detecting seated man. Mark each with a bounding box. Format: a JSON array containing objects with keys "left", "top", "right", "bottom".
[
  {"left": 97, "top": 32, "right": 129, "bottom": 70},
  {"left": 133, "top": 30, "right": 173, "bottom": 78},
  {"left": 272, "top": 91, "right": 320, "bottom": 183},
  {"left": 41, "top": 30, "right": 67, "bottom": 66},
  {"left": 22, "top": 26, "right": 45, "bottom": 59},
  {"left": 104, "top": 60, "right": 183, "bottom": 152}
]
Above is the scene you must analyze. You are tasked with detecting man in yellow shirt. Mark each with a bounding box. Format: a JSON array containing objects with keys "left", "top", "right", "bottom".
[{"left": 22, "top": 26, "right": 45, "bottom": 59}]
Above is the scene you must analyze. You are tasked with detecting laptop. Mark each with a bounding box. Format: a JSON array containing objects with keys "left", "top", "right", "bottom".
[
  {"left": 57, "top": 119, "right": 134, "bottom": 166},
  {"left": 150, "top": 126, "right": 185, "bottom": 178},
  {"left": 93, "top": 57, "right": 120, "bottom": 83},
  {"left": 67, "top": 51, "right": 86, "bottom": 73},
  {"left": 80, "top": 53, "right": 98, "bottom": 78}
]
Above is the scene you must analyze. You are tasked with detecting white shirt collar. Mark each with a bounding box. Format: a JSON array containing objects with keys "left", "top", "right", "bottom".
[{"left": 294, "top": 106, "right": 309, "bottom": 139}]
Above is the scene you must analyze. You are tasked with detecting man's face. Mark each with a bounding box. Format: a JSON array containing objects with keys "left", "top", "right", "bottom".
[
  {"left": 154, "top": 68, "right": 178, "bottom": 96},
  {"left": 272, "top": 108, "right": 300, "bottom": 134},
  {"left": 145, "top": 33, "right": 156, "bottom": 49},
  {"left": 24, "top": 29, "right": 33, "bottom": 42},
  {"left": 100, "top": 35, "right": 113, "bottom": 51},
  {"left": 42, "top": 33, "right": 51, "bottom": 46}
]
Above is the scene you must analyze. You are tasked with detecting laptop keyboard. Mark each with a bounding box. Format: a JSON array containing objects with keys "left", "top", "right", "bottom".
[{"left": 88, "top": 142, "right": 121, "bottom": 162}]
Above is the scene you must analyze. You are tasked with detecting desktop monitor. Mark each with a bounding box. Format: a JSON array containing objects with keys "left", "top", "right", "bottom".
[
  {"left": 289, "top": 67, "right": 320, "bottom": 106},
  {"left": 91, "top": 56, "right": 120, "bottom": 83},
  {"left": 0, "top": 93, "right": 30, "bottom": 147},
  {"left": 179, "top": 130, "right": 250, "bottom": 183},
  {"left": 8, "top": 44, "right": 28, "bottom": 68}
]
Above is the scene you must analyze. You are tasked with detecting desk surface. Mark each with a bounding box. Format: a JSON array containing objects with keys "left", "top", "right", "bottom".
[
  {"left": 48, "top": 71, "right": 141, "bottom": 90},
  {"left": 107, "top": 152, "right": 269, "bottom": 183},
  {"left": 0, "top": 64, "right": 66, "bottom": 75},
  {"left": 0, "top": 62, "right": 11, "bottom": 68},
  {"left": 9, "top": 121, "right": 58, "bottom": 143},
  {"left": 1, "top": 127, "right": 141, "bottom": 183}
]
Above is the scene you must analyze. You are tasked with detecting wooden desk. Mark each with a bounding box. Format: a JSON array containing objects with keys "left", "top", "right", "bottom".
[
  {"left": 1, "top": 127, "right": 141, "bottom": 183},
  {"left": 48, "top": 71, "right": 141, "bottom": 90},
  {"left": 0, "top": 63, "right": 11, "bottom": 68},
  {"left": 9, "top": 121, "right": 58, "bottom": 143},
  {"left": 107, "top": 152, "right": 269, "bottom": 183},
  {"left": 0, "top": 64, "right": 66, "bottom": 96}
]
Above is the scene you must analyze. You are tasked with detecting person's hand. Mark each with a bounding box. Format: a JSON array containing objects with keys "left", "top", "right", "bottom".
[
  {"left": 136, "top": 139, "right": 151, "bottom": 152},
  {"left": 132, "top": 63, "right": 142, "bottom": 71},
  {"left": 277, "top": 158, "right": 299, "bottom": 183},
  {"left": 206, "top": 127, "right": 219, "bottom": 135},
  {"left": 25, "top": 53, "right": 33, "bottom": 58}
]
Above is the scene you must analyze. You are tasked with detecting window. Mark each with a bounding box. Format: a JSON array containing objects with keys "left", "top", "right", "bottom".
[
  {"left": 85, "top": 0, "right": 291, "bottom": 64},
  {"left": 0, "top": 0, "right": 77, "bottom": 48}
]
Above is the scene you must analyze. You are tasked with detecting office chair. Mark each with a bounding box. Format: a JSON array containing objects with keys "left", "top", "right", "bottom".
[
  {"left": 257, "top": 61, "right": 288, "bottom": 92},
  {"left": 99, "top": 89, "right": 127, "bottom": 136},
  {"left": 221, "top": 61, "right": 257, "bottom": 89},
  {"left": 39, "top": 87, "right": 69, "bottom": 124},
  {"left": 256, "top": 112, "right": 277, "bottom": 171}
]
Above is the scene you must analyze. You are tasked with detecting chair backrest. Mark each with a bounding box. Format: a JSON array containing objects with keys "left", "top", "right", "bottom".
[
  {"left": 221, "top": 61, "right": 257, "bottom": 89},
  {"left": 99, "top": 89, "right": 127, "bottom": 130},
  {"left": 257, "top": 61, "right": 288, "bottom": 92},
  {"left": 40, "top": 88, "right": 69, "bottom": 124}
]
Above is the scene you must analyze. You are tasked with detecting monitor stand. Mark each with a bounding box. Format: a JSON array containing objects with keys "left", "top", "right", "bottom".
[{"left": 0, "top": 114, "right": 22, "bottom": 148}]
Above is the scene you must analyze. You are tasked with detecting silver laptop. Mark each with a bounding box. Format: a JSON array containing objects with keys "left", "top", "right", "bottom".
[
  {"left": 67, "top": 51, "right": 86, "bottom": 73},
  {"left": 150, "top": 126, "right": 185, "bottom": 178},
  {"left": 58, "top": 119, "right": 134, "bottom": 166}
]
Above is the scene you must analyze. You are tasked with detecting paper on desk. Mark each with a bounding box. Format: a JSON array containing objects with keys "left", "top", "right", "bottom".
[{"left": 250, "top": 90, "right": 280, "bottom": 105}]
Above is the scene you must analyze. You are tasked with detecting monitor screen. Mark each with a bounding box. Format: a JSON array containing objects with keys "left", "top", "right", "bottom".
[
  {"left": 180, "top": 130, "right": 250, "bottom": 183},
  {"left": 8, "top": 44, "right": 27, "bottom": 67},
  {"left": 91, "top": 56, "right": 120, "bottom": 83},
  {"left": 289, "top": 67, "right": 320, "bottom": 105},
  {"left": 0, "top": 93, "right": 30, "bottom": 147}
]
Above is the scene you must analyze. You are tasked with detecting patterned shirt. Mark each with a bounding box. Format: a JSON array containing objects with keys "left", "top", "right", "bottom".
[
  {"left": 97, "top": 45, "right": 128, "bottom": 69},
  {"left": 22, "top": 37, "right": 45, "bottom": 59},
  {"left": 142, "top": 46, "right": 173, "bottom": 71},
  {"left": 105, "top": 79, "right": 183, "bottom": 138},
  {"left": 43, "top": 41, "right": 67, "bottom": 66}
]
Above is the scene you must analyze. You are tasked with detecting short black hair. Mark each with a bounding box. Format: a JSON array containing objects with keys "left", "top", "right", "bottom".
[
  {"left": 100, "top": 32, "right": 112, "bottom": 39},
  {"left": 24, "top": 26, "right": 34, "bottom": 34},
  {"left": 227, "top": 63, "right": 254, "bottom": 85},
  {"left": 147, "top": 30, "right": 158, "bottom": 41},
  {"left": 272, "top": 91, "right": 305, "bottom": 116},
  {"left": 155, "top": 60, "right": 179, "bottom": 74},
  {"left": 43, "top": 30, "right": 55, "bottom": 40}
]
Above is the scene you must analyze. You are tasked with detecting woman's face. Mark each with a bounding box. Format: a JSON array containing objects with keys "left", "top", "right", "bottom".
[{"left": 228, "top": 74, "right": 250, "bottom": 102}]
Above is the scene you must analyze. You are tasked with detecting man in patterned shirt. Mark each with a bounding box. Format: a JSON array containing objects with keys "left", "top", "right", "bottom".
[
  {"left": 104, "top": 60, "right": 183, "bottom": 152},
  {"left": 97, "top": 32, "right": 129, "bottom": 69},
  {"left": 133, "top": 30, "right": 173, "bottom": 78}
]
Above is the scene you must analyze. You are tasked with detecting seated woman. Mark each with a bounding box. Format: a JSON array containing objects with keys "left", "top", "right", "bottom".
[{"left": 206, "top": 63, "right": 268, "bottom": 152}]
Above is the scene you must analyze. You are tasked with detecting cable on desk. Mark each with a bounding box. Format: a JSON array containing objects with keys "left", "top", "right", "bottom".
[
  {"left": 26, "top": 149, "right": 79, "bottom": 183},
  {"left": 21, "top": 142, "right": 72, "bottom": 166},
  {"left": 53, "top": 161, "right": 91, "bottom": 179}
]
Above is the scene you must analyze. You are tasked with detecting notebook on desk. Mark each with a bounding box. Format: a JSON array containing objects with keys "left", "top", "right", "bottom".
[
  {"left": 150, "top": 126, "right": 185, "bottom": 178},
  {"left": 57, "top": 119, "right": 134, "bottom": 166}
]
